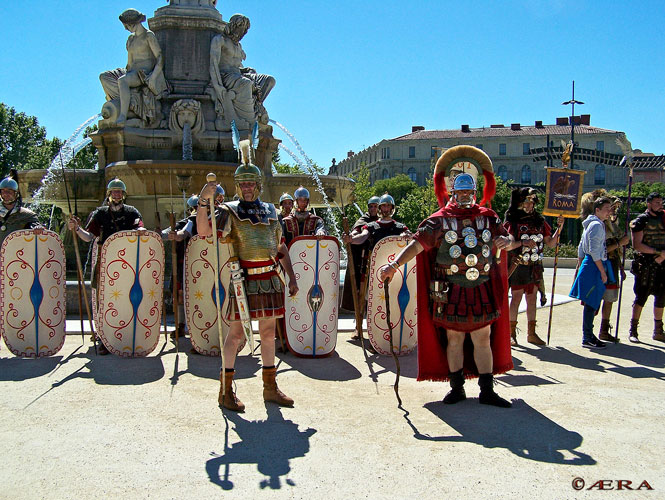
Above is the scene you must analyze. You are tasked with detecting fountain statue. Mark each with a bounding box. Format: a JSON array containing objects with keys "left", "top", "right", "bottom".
[{"left": 19, "top": 2, "right": 354, "bottom": 232}]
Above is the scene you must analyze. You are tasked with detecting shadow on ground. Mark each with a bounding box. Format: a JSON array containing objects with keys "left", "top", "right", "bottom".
[
  {"left": 206, "top": 405, "right": 317, "bottom": 490},
  {"left": 399, "top": 399, "right": 595, "bottom": 465}
]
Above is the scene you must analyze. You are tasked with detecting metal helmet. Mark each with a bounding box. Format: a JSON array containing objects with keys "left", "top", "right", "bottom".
[
  {"left": 379, "top": 193, "right": 395, "bottom": 207},
  {"left": 234, "top": 163, "right": 262, "bottom": 201},
  {"left": 0, "top": 177, "right": 19, "bottom": 191},
  {"left": 106, "top": 177, "right": 127, "bottom": 202},
  {"left": 378, "top": 193, "right": 395, "bottom": 216},
  {"left": 452, "top": 173, "right": 476, "bottom": 191},
  {"left": 451, "top": 173, "right": 476, "bottom": 208},
  {"left": 216, "top": 185, "right": 225, "bottom": 196},
  {"left": 187, "top": 194, "right": 199, "bottom": 208},
  {"left": 294, "top": 186, "right": 310, "bottom": 200},
  {"left": 368, "top": 196, "right": 381, "bottom": 206},
  {"left": 279, "top": 192, "right": 294, "bottom": 205}
]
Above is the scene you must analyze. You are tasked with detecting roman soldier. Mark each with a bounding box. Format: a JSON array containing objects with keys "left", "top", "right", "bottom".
[
  {"left": 343, "top": 193, "right": 410, "bottom": 340},
  {"left": 281, "top": 186, "right": 327, "bottom": 247},
  {"left": 197, "top": 137, "right": 299, "bottom": 412},
  {"left": 340, "top": 196, "right": 380, "bottom": 312},
  {"left": 379, "top": 145, "right": 514, "bottom": 407},
  {"left": 504, "top": 187, "right": 564, "bottom": 346},
  {"left": 628, "top": 192, "right": 665, "bottom": 343},
  {"left": 0, "top": 176, "right": 41, "bottom": 248},
  {"left": 68, "top": 177, "right": 144, "bottom": 354},
  {"left": 278, "top": 192, "right": 294, "bottom": 223}
]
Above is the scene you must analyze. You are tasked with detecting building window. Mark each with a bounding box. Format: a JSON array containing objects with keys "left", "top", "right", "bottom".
[
  {"left": 596, "top": 141, "right": 604, "bottom": 152},
  {"left": 382, "top": 169, "right": 389, "bottom": 179},
  {"left": 594, "top": 164, "right": 605, "bottom": 185},
  {"left": 497, "top": 165, "right": 508, "bottom": 181},
  {"left": 381, "top": 147, "right": 390, "bottom": 159},
  {"left": 521, "top": 165, "right": 531, "bottom": 184},
  {"left": 408, "top": 146, "right": 415, "bottom": 158},
  {"left": 431, "top": 146, "right": 437, "bottom": 158},
  {"left": 475, "top": 144, "right": 483, "bottom": 150},
  {"left": 499, "top": 143, "right": 506, "bottom": 156},
  {"left": 523, "top": 143, "right": 530, "bottom": 155},
  {"left": 407, "top": 167, "right": 417, "bottom": 183}
]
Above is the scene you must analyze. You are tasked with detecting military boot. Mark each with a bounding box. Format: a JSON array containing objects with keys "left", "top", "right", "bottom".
[
  {"left": 629, "top": 319, "right": 640, "bottom": 343},
  {"left": 527, "top": 320, "right": 546, "bottom": 346},
  {"left": 510, "top": 321, "right": 518, "bottom": 346},
  {"left": 262, "top": 367, "right": 294, "bottom": 407},
  {"left": 598, "top": 319, "right": 614, "bottom": 342},
  {"left": 443, "top": 369, "right": 466, "bottom": 404},
  {"left": 219, "top": 370, "right": 245, "bottom": 412},
  {"left": 653, "top": 319, "right": 665, "bottom": 342},
  {"left": 478, "top": 373, "right": 512, "bottom": 408}
]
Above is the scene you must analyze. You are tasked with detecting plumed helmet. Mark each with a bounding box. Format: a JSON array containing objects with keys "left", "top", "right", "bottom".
[
  {"left": 107, "top": 177, "right": 127, "bottom": 193},
  {"left": 368, "top": 196, "right": 381, "bottom": 206},
  {"left": 279, "top": 192, "right": 294, "bottom": 205},
  {"left": 187, "top": 194, "right": 199, "bottom": 208},
  {"left": 433, "top": 145, "right": 495, "bottom": 208},
  {"left": 0, "top": 177, "right": 19, "bottom": 191},
  {"left": 379, "top": 193, "right": 395, "bottom": 207},
  {"left": 216, "top": 185, "right": 225, "bottom": 196},
  {"left": 294, "top": 186, "right": 310, "bottom": 200},
  {"left": 234, "top": 163, "right": 262, "bottom": 201},
  {"left": 452, "top": 173, "right": 476, "bottom": 191}
]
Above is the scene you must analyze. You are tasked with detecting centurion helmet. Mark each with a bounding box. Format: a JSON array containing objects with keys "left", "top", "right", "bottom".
[
  {"left": 279, "top": 192, "right": 294, "bottom": 205},
  {"left": 368, "top": 196, "right": 381, "bottom": 206},
  {"left": 232, "top": 120, "right": 262, "bottom": 201},
  {"left": 433, "top": 145, "right": 495, "bottom": 209},
  {"left": 0, "top": 177, "right": 19, "bottom": 192}
]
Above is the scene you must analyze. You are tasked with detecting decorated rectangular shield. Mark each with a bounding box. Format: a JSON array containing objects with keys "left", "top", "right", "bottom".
[
  {"left": 97, "top": 230, "right": 164, "bottom": 357},
  {"left": 0, "top": 229, "right": 66, "bottom": 357}
]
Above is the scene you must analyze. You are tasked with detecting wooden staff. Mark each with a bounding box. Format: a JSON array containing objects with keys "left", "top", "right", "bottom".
[
  {"left": 383, "top": 277, "right": 402, "bottom": 406},
  {"left": 342, "top": 215, "right": 366, "bottom": 354},
  {"left": 59, "top": 155, "right": 96, "bottom": 353},
  {"left": 546, "top": 218, "right": 563, "bottom": 345},
  {"left": 207, "top": 173, "right": 225, "bottom": 394}
]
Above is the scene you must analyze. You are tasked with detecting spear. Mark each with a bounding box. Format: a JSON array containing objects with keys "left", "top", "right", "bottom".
[
  {"left": 206, "top": 172, "right": 225, "bottom": 397},
  {"left": 59, "top": 154, "right": 96, "bottom": 352},
  {"left": 615, "top": 163, "right": 634, "bottom": 341},
  {"left": 169, "top": 170, "right": 180, "bottom": 352},
  {"left": 337, "top": 183, "right": 366, "bottom": 354},
  {"left": 383, "top": 277, "right": 402, "bottom": 406},
  {"left": 153, "top": 181, "right": 168, "bottom": 344}
]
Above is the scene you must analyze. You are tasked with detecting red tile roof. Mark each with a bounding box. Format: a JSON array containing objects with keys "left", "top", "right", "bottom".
[{"left": 391, "top": 124, "right": 620, "bottom": 141}]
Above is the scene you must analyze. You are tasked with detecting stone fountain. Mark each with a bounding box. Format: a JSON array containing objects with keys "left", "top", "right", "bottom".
[{"left": 19, "top": 1, "right": 353, "bottom": 230}]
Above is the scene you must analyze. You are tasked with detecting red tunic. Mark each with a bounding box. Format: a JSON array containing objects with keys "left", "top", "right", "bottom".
[{"left": 414, "top": 203, "right": 513, "bottom": 381}]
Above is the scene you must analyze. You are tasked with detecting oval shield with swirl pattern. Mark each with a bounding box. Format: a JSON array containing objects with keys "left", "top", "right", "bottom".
[
  {"left": 97, "top": 231, "right": 164, "bottom": 357},
  {"left": 366, "top": 235, "right": 418, "bottom": 356},
  {"left": 184, "top": 233, "right": 234, "bottom": 356},
  {"left": 285, "top": 236, "right": 339, "bottom": 357},
  {"left": 0, "top": 229, "right": 66, "bottom": 357}
]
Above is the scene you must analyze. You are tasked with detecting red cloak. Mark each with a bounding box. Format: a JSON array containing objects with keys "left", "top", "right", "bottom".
[{"left": 415, "top": 204, "right": 513, "bottom": 381}]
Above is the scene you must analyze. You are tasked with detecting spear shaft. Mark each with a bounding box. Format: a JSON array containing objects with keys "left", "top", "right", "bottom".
[
  {"left": 169, "top": 171, "right": 180, "bottom": 351},
  {"left": 59, "top": 154, "right": 96, "bottom": 351},
  {"left": 615, "top": 165, "right": 634, "bottom": 341}
]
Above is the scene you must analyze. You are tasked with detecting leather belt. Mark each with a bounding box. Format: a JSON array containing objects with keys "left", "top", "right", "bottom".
[{"left": 246, "top": 264, "right": 277, "bottom": 276}]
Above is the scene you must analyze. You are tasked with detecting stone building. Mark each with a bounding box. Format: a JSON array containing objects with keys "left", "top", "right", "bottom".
[{"left": 332, "top": 115, "right": 634, "bottom": 192}]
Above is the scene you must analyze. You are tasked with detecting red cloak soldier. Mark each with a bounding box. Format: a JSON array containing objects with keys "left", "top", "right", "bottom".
[{"left": 379, "top": 146, "right": 514, "bottom": 407}]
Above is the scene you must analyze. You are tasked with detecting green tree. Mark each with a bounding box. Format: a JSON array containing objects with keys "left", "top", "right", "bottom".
[
  {"left": 397, "top": 179, "right": 439, "bottom": 230},
  {"left": 0, "top": 103, "right": 49, "bottom": 176}
]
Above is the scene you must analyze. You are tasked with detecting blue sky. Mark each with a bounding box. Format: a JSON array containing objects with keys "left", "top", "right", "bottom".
[{"left": 1, "top": 1, "right": 664, "bottom": 168}]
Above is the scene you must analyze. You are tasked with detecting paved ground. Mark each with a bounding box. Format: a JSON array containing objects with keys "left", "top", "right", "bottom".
[{"left": 1, "top": 269, "right": 664, "bottom": 499}]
